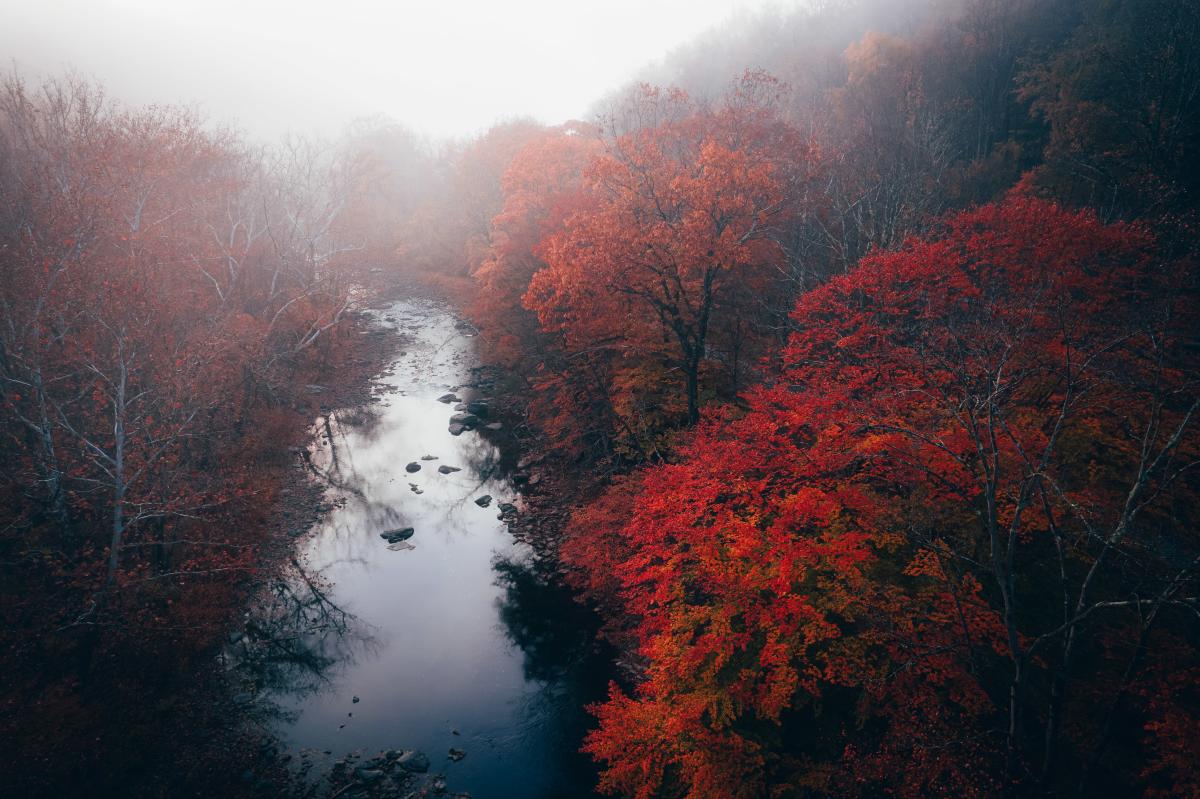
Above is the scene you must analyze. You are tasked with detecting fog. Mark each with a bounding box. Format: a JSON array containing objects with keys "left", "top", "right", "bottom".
[{"left": 1, "top": 0, "right": 806, "bottom": 141}]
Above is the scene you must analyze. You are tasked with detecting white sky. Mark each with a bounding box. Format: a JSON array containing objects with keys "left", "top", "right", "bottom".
[{"left": 0, "top": 0, "right": 796, "bottom": 142}]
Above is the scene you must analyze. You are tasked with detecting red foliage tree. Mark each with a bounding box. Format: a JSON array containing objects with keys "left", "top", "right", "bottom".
[{"left": 567, "top": 196, "right": 1199, "bottom": 797}]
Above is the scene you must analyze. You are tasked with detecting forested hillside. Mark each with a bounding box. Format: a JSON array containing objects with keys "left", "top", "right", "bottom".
[{"left": 427, "top": 1, "right": 1200, "bottom": 796}]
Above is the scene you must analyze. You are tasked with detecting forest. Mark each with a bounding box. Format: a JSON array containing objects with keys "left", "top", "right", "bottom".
[{"left": 1, "top": 0, "right": 1198, "bottom": 797}]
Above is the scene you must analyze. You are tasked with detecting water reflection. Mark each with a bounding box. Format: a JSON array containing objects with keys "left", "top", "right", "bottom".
[
  {"left": 224, "top": 559, "right": 377, "bottom": 721},
  {"left": 492, "top": 554, "right": 614, "bottom": 797},
  {"left": 493, "top": 555, "right": 601, "bottom": 684}
]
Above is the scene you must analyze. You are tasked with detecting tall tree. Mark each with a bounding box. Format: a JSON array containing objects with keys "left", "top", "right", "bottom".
[{"left": 526, "top": 75, "right": 807, "bottom": 427}]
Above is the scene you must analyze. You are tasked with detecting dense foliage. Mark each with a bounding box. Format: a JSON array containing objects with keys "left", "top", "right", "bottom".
[{"left": 566, "top": 198, "right": 1198, "bottom": 797}]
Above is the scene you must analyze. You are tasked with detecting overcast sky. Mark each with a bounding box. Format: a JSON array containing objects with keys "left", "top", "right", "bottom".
[{"left": 1, "top": 0, "right": 799, "bottom": 142}]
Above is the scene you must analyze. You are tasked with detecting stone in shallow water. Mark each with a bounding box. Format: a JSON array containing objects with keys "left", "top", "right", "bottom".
[
  {"left": 474, "top": 495, "right": 492, "bottom": 507},
  {"left": 380, "top": 527, "right": 414, "bottom": 543},
  {"left": 438, "top": 465, "right": 461, "bottom": 474},
  {"left": 397, "top": 749, "right": 430, "bottom": 773},
  {"left": 447, "top": 423, "right": 465, "bottom": 436},
  {"left": 405, "top": 462, "right": 421, "bottom": 473},
  {"left": 448, "top": 747, "right": 466, "bottom": 762},
  {"left": 436, "top": 393, "right": 458, "bottom": 403},
  {"left": 420, "top": 454, "right": 438, "bottom": 460},
  {"left": 354, "top": 767, "right": 384, "bottom": 783}
]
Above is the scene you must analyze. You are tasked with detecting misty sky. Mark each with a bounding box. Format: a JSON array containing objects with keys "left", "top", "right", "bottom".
[{"left": 1, "top": 0, "right": 799, "bottom": 142}]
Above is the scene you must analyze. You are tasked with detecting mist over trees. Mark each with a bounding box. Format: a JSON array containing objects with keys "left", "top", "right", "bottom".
[{"left": 1, "top": 0, "right": 1198, "bottom": 797}]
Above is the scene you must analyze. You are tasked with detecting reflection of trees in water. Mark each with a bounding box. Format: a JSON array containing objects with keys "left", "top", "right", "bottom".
[
  {"left": 306, "top": 407, "right": 379, "bottom": 497},
  {"left": 455, "top": 432, "right": 504, "bottom": 483},
  {"left": 493, "top": 553, "right": 609, "bottom": 685},
  {"left": 495, "top": 555, "right": 590, "bottom": 683},
  {"left": 224, "top": 558, "right": 376, "bottom": 721},
  {"left": 307, "top": 406, "right": 413, "bottom": 540},
  {"left": 492, "top": 553, "right": 613, "bottom": 787}
]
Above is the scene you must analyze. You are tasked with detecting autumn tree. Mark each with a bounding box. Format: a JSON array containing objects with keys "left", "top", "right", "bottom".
[
  {"left": 526, "top": 75, "right": 807, "bottom": 431},
  {"left": 1017, "top": 0, "right": 1200, "bottom": 221},
  {"left": 468, "top": 123, "right": 634, "bottom": 459},
  {"left": 567, "top": 196, "right": 1199, "bottom": 798}
]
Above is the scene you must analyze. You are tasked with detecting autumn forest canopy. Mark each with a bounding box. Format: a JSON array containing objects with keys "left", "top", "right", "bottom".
[{"left": 2, "top": 0, "right": 1199, "bottom": 797}]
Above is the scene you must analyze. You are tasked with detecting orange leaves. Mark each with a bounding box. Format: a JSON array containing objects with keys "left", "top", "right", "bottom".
[
  {"left": 521, "top": 78, "right": 808, "bottom": 428},
  {"left": 902, "top": 547, "right": 947, "bottom": 581}
]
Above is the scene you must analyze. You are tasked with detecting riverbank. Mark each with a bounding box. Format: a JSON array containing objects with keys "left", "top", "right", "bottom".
[{"left": 122, "top": 290, "right": 412, "bottom": 799}]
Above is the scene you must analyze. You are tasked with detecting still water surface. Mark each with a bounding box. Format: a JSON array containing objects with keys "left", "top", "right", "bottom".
[{"left": 262, "top": 297, "right": 607, "bottom": 797}]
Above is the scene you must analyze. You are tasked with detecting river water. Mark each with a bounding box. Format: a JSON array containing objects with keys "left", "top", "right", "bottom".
[{"left": 252, "top": 297, "right": 609, "bottom": 797}]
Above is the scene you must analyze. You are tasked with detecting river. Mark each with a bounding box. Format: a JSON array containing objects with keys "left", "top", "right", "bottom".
[{"left": 242, "top": 296, "right": 611, "bottom": 797}]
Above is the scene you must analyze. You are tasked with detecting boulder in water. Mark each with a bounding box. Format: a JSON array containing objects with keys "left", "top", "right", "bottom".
[
  {"left": 405, "top": 462, "right": 421, "bottom": 473},
  {"left": 381, "top": 527, "right": 415, "bottom": 543},
  {"left": 354, "top": 767, "right": 384, "bottom": 783},
  {"left": 438, "top": 465, "right": 461, "bottom": 474},
  {"left": 397, "top": 750, "right": 430, "bottom": 773}
]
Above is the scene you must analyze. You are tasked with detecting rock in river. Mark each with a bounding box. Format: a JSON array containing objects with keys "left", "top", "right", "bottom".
[
  {"left": 381, "top": 527, "right": 415, "bottom": 543},
  {"left": 438, "top": 465, "right": 462, "bottom": 474},
  {"left": 354, "top": 767, "right": 384, "bottom": 783},
  {"left": 474, "top": 495, "right": 492, "bottom": 507},
  {"left": 436, "top": 393, "right": 459, "bottom": 403},
  {"left": 448, "top": 412, "right": 480, "bottom": 427},
  {"left": 448, "top": 748, "right": 467, "bottom": 762},
  {"left": 447, "top": 423, "right": 465, "bottom": 436},
  {"left": 405, "top": 462, "right": 421, "bottom": 473},
  {"left": 397, "top": 749, "right": 430, "bottom": 773}
]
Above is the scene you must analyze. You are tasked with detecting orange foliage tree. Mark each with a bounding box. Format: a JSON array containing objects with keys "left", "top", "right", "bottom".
[{"left": 524, "top": 75, "right": 809, "bottom": 439}]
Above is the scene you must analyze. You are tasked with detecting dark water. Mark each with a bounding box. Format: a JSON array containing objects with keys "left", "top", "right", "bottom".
[{"left": 243, "top": 297, "right": 610, "bottom": 797}]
